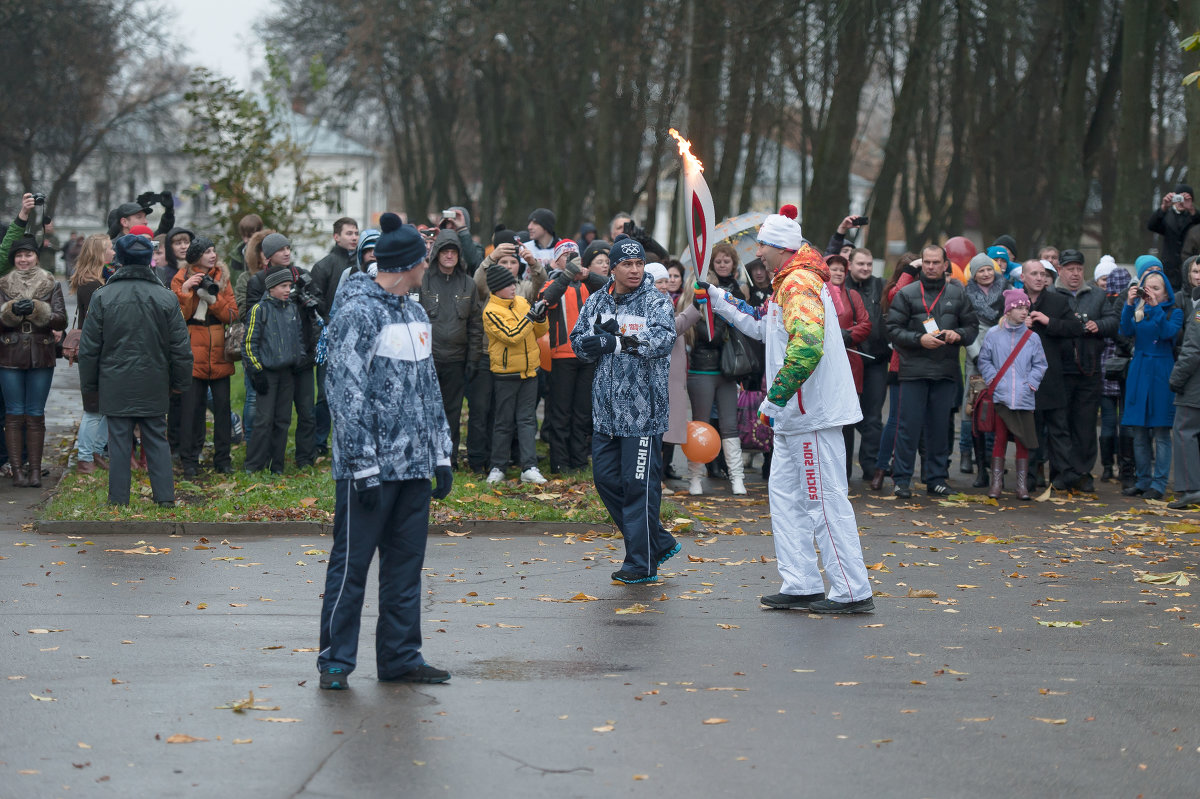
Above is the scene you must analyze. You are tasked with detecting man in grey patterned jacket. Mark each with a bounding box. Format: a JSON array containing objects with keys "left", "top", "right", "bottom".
[
  {"left": 317, "top": 213, "right": 455, "bottom": 690},
  {"left": 571, "top": 235, "right": 679, "bottom": 584}
]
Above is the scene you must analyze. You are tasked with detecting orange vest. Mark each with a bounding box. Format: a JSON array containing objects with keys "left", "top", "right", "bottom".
[{"left": 541, "top": 279, "right": 593, "bottom": 359}]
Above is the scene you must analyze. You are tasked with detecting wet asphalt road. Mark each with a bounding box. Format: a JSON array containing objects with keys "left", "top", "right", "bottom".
[{"left": 2, "top": 484, "right": 1200, "bottom": 799}]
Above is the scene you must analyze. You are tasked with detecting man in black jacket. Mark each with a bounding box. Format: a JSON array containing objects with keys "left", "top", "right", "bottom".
[
  {"left": 77, "top": 235, "right": 192, "bottom": 506},
  {"left": 1147, "top": 184, "right": 1200, "bottom": 290},
  {"left": 845, "top": 246, "right": 888, "bottom": 479},
  {"left": 1021, "top": 259, "right": 1084, "bottom": 490},
  {"left": 1054, "top": 250, "right": 1120, "bottom": 491},
  {"left": 885, "top": 245, "right": 978, "bottom": 498},
  {"left": 309, "top": 217, "right": 358, "bottom": 457}
]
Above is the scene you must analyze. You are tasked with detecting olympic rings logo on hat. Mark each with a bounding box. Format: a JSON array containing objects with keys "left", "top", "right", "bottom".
[{"left": 619, "top": 242, "right": 640, "bottom": 255}]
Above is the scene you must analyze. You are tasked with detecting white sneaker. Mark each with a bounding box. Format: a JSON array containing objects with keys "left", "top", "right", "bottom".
[
  {"left": 487, "top": 468, "right": 504, "bottom": 484},
  {"left": 520, "top": 466, "right": 547, "bottom": 484},
  {"left": 731, "top": 476, "right": 746, "bottom": 495}
]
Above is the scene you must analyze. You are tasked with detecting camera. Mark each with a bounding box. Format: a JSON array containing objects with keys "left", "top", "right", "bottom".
[
  {"left": 1135, "top": 285, "right": 1149, "bottom": 300},
  {"left": 197, "top": 275, "right": 219, "bottom": 297},
  {"left": 1172, "top": 193, "right": 1187, "bottom": 204},
  {"left": 851, "top": 215, "right": 868, "bottom": 226},
  {"left": 31, "top": 193, "right": 45, "bottom": 206},
  {"left": 441, "top": 209, "right": 455, "bottom": 220},
  {"left": 290, "top": 270, "right": 321, "bottom": 312}
]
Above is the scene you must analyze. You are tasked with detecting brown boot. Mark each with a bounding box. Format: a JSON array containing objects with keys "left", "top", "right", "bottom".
[
  {"left": 25, "top": 416, "right": 45, "bottom": 488},
  {"left": 5, "top": 414, "right": 26, "bottom": 487},
  {"left": 987, "top": 456, "right": 1005, "bottom": 499},
  {"left": 870, "top": 469, "right": 885, "bottom": 491},
  {"left": 1015, "top": 458, "right": 1031, "bottom": 500}
]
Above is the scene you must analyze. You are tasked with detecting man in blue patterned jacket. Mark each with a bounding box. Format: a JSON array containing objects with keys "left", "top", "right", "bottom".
[
  {"left": 317, "top": 213, "right": 455, "bottom": 690},
  {"left": 571, "top": 235, "right": 679, "bottom": 584}
]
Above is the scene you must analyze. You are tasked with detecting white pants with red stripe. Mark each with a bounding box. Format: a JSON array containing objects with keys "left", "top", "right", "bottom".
[{"left": 769, "top": 428, "right": 872, "bottom": 603}]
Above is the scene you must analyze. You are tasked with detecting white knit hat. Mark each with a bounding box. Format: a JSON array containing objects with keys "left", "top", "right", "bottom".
[
  {"left": 1092, "top": 254, "right": 1117, "bottom": 282},
  {"left": 645, "top": 263, "right": 669, "bottom": 282},
  {"left": 756, "top": 204, "right": 804, "bottom": 252}
]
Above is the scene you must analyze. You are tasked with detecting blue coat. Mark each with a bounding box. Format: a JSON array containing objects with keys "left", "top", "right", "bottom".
[
  {"left": 977, "top": 322, "right": 1047, "bottom": 412},
  {"left": 1120, "top": 297, "right": 1182, "bottom": 428}
]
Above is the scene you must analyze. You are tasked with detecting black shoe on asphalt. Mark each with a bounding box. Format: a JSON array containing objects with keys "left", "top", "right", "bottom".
[
  {"left": 655, "top": 542, "right": 681, "bottom": 568},
  {"left": 380, "top": 664, "right": 451, "bottom": 684},
  {"left": 1101, "top": 466, "right": 1114, "bottom": 481},
  {"left": 611, "top": 570, "right": 659, "bottom": 585},
  {"left": 926, "top": 482, "right": 950, "bottom": 496},
  {"left": 1143, "top": 488, "right": 1164, "bottom": 500},
  {"left": 1168, "top": 491, "right": 1200, "bottom": 509},
  {"left": 1051, "top": 473, "right": 1079, "bottom": 491},
  {"left": 760, "top": 592, "right": 824, "bottom": 610},
  {"left": 894, "top": 484, "right": 913, "bottom": 499},
  {"left": 808, "top": 597, "right": 876, "bottom": 614},
  {"left": 320, "top": 667, "right": 349, "bottom": 690},
  {"left": 1122, "top": 485, "right": 1145, "bottom": 496},
  {"left": 1073, "top": 475, "right": 1095, "bottom": 493}
]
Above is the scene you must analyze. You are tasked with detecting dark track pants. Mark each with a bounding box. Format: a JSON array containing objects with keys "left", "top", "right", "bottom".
[
  {"left": 318, "top": 478, "right": 432, "bottom": 679},
  {"left": 592, "top": 432, "right": 676, "bottom": 576}
]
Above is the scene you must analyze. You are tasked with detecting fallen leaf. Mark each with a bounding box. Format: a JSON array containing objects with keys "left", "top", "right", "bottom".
[
  {"left": 615, "top": 603, "right": 662, "bottom": 615},
  {"left": 592, "top": 724, "right": 614, "bottom": 733},
  {"left": 27, "top": 628, "right": 66, "bottom": 634},
  {"left": 835, "top": 682, "right": 860, "bottom": 687},
  {"left": 1135, "top": 571, "right": 1190, "bottom": 586},
  {"left": 961, "top": 717, "right": 993, "bottom": 722},
  {"left": 78, "top": 742, "right": 91, "bottom": 749},
  {"left": 29, "top": 693, "right": 57, "bottom": 701},
  {"left": 906, "top": 589, "right": 938, "bottom": 598},
  {"left": 496, "top": 623, "right": 522, "bottom": 629},
  {"left": 861, "top": 623, "right": 885, "bottom": 628},
  {"left": 233, "top": 739, "right": 252, "bottom": 745},
  {"left": 633, "top": 774, "right": 649, "bottom": 781},
  {"left": 256, "top": 717, "right": 301, "bottom": 723},
  {"left": 1031, "top": 717, "right": 1067, "bottom": 725},
  {"left": 570, "top": 593, "right": 599, "bottom": 602},
  {"left": 104, "top": 546, "right": 170, "bottom": 555},
  {"left": 299, "top": 498, "right": 318, "bottom": 507},
  {"left": 702, "top": 718, "right": 729, "bottom": 725},
  {"left": 1037, "top": 620, "right": 1086, "bottom": 628},
  {"left": 165, "top": 733, "right": 207, "bottom": 743},
  {"left": 716, "top": 624, "right": 740, "bottom": 630}
]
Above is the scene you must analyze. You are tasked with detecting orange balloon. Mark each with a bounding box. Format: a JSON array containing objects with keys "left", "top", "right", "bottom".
[
  {"left": 538, "top": 334, "right": 552, "bottom": 372},
  {"left": 682, "top": 421, "right": 721, "bottom": 463}
]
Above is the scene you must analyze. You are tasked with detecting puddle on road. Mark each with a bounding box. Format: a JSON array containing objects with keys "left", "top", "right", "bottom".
[{"left": 457, "top": 658, "right": 631, "bottom": 681}]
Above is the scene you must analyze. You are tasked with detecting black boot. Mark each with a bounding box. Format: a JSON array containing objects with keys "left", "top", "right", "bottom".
[
  {"left": 960, "top": 444, "right": 974, "bottom": 474},
  {"left": 1119, "top": 433, "right": 1136, "bottom": 490},
  {"left": 1099, "top": 435, "right": 1116, "bottom": 481},
  {"left": 972, "top": 435, "right": 990, "bottom": 488}
]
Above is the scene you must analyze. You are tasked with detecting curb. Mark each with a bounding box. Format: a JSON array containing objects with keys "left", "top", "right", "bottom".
[{"left": 34, "top": 518, "right": 621, "bottom": 537}]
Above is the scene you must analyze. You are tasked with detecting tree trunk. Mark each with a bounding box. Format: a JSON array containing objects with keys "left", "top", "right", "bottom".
[{"left": 1111, "top": 0, "right": 1157, "bottom": 261}]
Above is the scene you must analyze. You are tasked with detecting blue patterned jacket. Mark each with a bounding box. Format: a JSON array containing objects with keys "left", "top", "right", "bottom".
[
  {"left": 325, "top": 273, "right": 453, "bottom": 482},
  {"left": 570, "top": 275, "right": 675, "bottom": 437}
]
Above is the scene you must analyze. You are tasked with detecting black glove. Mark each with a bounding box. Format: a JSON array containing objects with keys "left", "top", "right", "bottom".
[
  {"left": 842, "top": 330, "right": 853, "bottom": 347},
  {"left": 432, "top": 465, "right": 454, "bottom": 500},
  {"left": 12, "top": 298, "right": 34, "bottom": 317},
  {"left": 595, "top": 317, "right": 620, "bottom": 336},
  {"left": 1170, "top": 381, "right": 1185, "bottom": 395},
  {"left": 160, "top": 188, "right": 174, "bottom": 209},
  {"left": 526, "top": 299, "right": 548, "bottom": 323},
  {"left": 577, "top": 334, "right": 617, "bottom": 358},
  {"left": 251, "top": 372, "right": 269, "bottom": 396},
  {"left": 353, "top": 472, "right": 381, "bottom": 510},
  {"left": 619, "top": 335, "right": 642, "bottom": 354},
  {"left": 465, "top": 360, "right": 479, "bottom": 382},
  {"left": 903, "top": 259, "right": 921, "bottom": 278},
  {"left": 135, "top": 191, "right": 157, "bottom": 209},
  {"left": 694, "top": 279, "right": 712, "bottom": 295}
]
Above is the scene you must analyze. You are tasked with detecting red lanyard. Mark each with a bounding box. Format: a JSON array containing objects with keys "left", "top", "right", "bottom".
[{"left": 920, "top": 282, "right": 945, "bottom": 317}]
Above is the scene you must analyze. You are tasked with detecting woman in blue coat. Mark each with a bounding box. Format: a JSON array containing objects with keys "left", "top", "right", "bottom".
[{"left": 1120, "top": 256, "right": 1183, "bottom": 499}]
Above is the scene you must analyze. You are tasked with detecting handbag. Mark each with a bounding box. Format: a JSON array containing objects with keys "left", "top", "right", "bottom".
[
  {"left": 972, "top": 329, "right": 1032, "bottom": 436},
  {"left": 61, "top": 308, "right": 81, "bottom": 364},
  {"left": 737, "top": 388, "right": 773, "bottom": 453},
  {"left": 720, "top": 327, "right": 761, "bottom": 379},
  {"left": 224, "top": 320, "right": 245, "bottom": 362},
  {"left": 1103, "top": 354, "right": 1129, "bottom": 381}
]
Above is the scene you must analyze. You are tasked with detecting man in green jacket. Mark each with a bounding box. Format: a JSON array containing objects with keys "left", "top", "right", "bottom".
[{"left": 77, "top": 235, "right": 192, "bottom": 506}]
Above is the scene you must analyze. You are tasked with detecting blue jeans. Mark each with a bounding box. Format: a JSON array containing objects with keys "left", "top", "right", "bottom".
[
  {"left": 1131, "top": 425, "right": 1171, "bottom": 493},
  {"left": 242, "top": 368, "right": 257, "bottom": 443},
  {"left": 1100, "top": 395, "right": 1120, "bottom": 440},
  {"left": 77, "top": 410, "right": 108, "bottom": 461},
  {"left": 0, "top": 367, "right": 54, "bottom": 416},
  {"left": 875, "top": 382, "right": 901, "bottom": 472}
]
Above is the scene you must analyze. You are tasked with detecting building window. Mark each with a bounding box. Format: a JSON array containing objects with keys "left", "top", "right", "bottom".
[
  {"left": 59, "top": 181, "right": 78, "bottom": 216},
  {"left": 95, "top": 182, "right": 110, "bottom": 215}
]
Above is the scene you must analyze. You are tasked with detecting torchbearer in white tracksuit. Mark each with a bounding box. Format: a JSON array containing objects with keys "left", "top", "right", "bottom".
[{"left": 700, "top": 205, "right": 875, "bottom": 614}]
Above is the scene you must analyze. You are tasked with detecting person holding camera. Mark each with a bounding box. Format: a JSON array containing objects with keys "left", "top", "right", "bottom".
[
  {"left": 824, "top": 214, "right": 868, "bottom": 257},
  {"left": 607, "top": 213, "right": 669, "bottom": 263},
  {"left": 171, "top": 237, "right": 238, "bottom": 479},
  {"left": 105, "top": 191, "right": 175, "bottom": 244},
  {"left": 526, "top": 208, "right": 562, "bottom": 268},
  {"left": 1148, "top": 184, "right": 1200, "bottom": 291}
]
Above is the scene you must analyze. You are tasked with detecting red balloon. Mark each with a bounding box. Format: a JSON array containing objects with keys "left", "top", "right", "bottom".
[
  {"left": 537, "top": 334, "right": 552, "bottom": 372},
  {"left": 682, "top": 421, "right": 721, "bottom": 464},
  {"left": 944, "top": 236, "right": 978, "bottom": 268}
]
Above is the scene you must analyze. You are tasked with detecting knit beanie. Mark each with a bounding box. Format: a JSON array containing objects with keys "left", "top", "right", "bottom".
[
  {"left": 528, "top": 207, "right": 556, "bottom": 235},
  {"left": 264, "top": 267, "right": 293, "bottom": 290},
  {"left": 554, "top": 239, "right": 580, "bottom": 261},
  {"left": 991, "top": 235, "right": 1018, "bottom": 257},
  {"left": 968, "top": 252, "right": 997, "bottom": 279},
  {"left": 114, "top": 234, "right": 153, "bottom": 266},
  {"left": 1003, "top": 289, "right": 1030, "bottom": 314},
  {"left": 611, "top": 234, "right": 646, "bottom": 265},
  {"left": 985, "top": 245, "right": 1010, "bottom": 265},
  {"left": 645, "top": 263, "right": 669, "bottom": 283},
  {"left": 373, "top": 212, "right": 426, "bottom": 272},
  {"left": 186, "top": 236, "right": 215, "bottom": 264},
  {"left": 492, "top": 225, "right": 521, "bottom": 249},
  {"left": 8, "top": 236, "right": 39, "bottom": 264},
  {"left": 261, "top": 233, "right": 290, "bottom": 261},
  {"left": 582, "top": 239, "right": 611, "bottom": 269},
  {"left": 1093, "top": 255, "right": 1117, "bottom": 282},
  {"left": 756, "top": 204, "right": 803, "bottom": 251},
  {"left": 1134, "top": 254, "right": 1163, "bottom": 280},
  {"left": 486, "top": 263, "right": 517, "bottom": 294}
]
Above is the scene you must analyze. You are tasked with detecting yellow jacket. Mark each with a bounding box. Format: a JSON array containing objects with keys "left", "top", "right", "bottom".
[{"left": 483, "top": 294, "right": 548, "bottom": 378}]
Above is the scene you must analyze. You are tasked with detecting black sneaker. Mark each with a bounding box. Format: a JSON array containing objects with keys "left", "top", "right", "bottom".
[
  {"left": 1143, "top": 488, "right": 1164, "bottom": 500},
  {"left": 894, "top": 484, "right": 912, "bottom": 498},
  {"left": 1073, "top": 475, "right": 1095, "bottom": 493},
  {"left": 760, "top": 592, "right": 824, "bottom": 610},
  {"left": 611, "top": 570, "right": 659, "bottom": 585},
  {"left": 320, "top": 667, "right": 349, "bottom": 690},
  {"left": 808, "top": 597, "right": 876, "bottom": 614},
  {"left": 1123, "top": 486, "right": 1145, "bottom": 496},
  {"left": 655, "top": 542, "right": 681, "bottom": 568},
  {"left": 380, "top": 664, "right": 450, "bottom": 684},
  {"left": 926, "top": 482, "right": 950, "bottom": 496}
]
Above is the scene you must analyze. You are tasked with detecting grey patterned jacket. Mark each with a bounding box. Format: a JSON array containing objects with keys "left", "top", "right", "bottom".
[
  {"left": 570, "top": 275, "right": 676, "bottom": 437},
  {"left": 325, "top": 273, "right": 453, "bottom": 482}
]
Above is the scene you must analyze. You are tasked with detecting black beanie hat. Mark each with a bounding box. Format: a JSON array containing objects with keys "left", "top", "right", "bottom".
[
  {"left": 582, "top": 239, "right": 611, "bottom": 269},
  {"left": 528, "top": 207, "right": 556, "bottom": 235},
  {"left": 8, "top": 236, "right": 39, "bottom": 265},
  {"left": 492, "top": 224, "right": 521, "bottom": 249},
  {"left": 186, "top": 236, "right": 215, "bottom": 264},
  {"left": 373, "top": 212, "right": 426, "bottom": 272},
  {"left": 486, "top": 263, "right": 517, "bottom": 294},
  {"left": 991, "top": 234, "right": 1018, "bottom": 256}
]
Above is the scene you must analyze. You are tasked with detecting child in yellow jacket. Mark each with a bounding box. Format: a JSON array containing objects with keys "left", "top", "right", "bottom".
[{"left": 483, "top": 264, "right": 549, "bottom": 484}]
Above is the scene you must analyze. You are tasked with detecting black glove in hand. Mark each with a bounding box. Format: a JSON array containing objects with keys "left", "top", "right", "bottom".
[
  {"left": 160, "top": 188, "right": 174, "bottom": 209},
  {"left": 526, "top": 299, "right": 548, "bottom": 323},
  {"left": 353, "top": 472, "right": 381, "bottom": 510},
  {"left": 465, "top": 360, "right": 479, "bottom": 382},
  {"left": 12, "top": 298, "right": 34, "bottom": 317},
  {"left": 619, "top": 335, "right": 642, "bottom": 354},
  {"left": 432, "top": 465, "right": 454, "bottom": 500},
  {"left": 595, "top": 317, "right": 620, "bottom": 336},
  {"left": 250, "top": 372, "right": 269, "bottom": 396},
  {"left": 135, "top": 191, "right": 157, "bottom": 209},
  {"left": 577, "top": 334, "right": 617, "bottom": 358}
]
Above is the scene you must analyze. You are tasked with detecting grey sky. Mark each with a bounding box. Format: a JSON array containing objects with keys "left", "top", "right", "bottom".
[{"left": 165, "top": 0, "right": 273, "bottom": 87}]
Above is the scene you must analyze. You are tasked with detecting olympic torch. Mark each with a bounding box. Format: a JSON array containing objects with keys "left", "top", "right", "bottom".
[{"left": 669, "top": 128, "right": 716, "bottom": 339}]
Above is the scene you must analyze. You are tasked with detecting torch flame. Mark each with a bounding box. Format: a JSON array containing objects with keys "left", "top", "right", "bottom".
[{"left": 668, "top": 128, "right": 704, "bottom": 173}]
